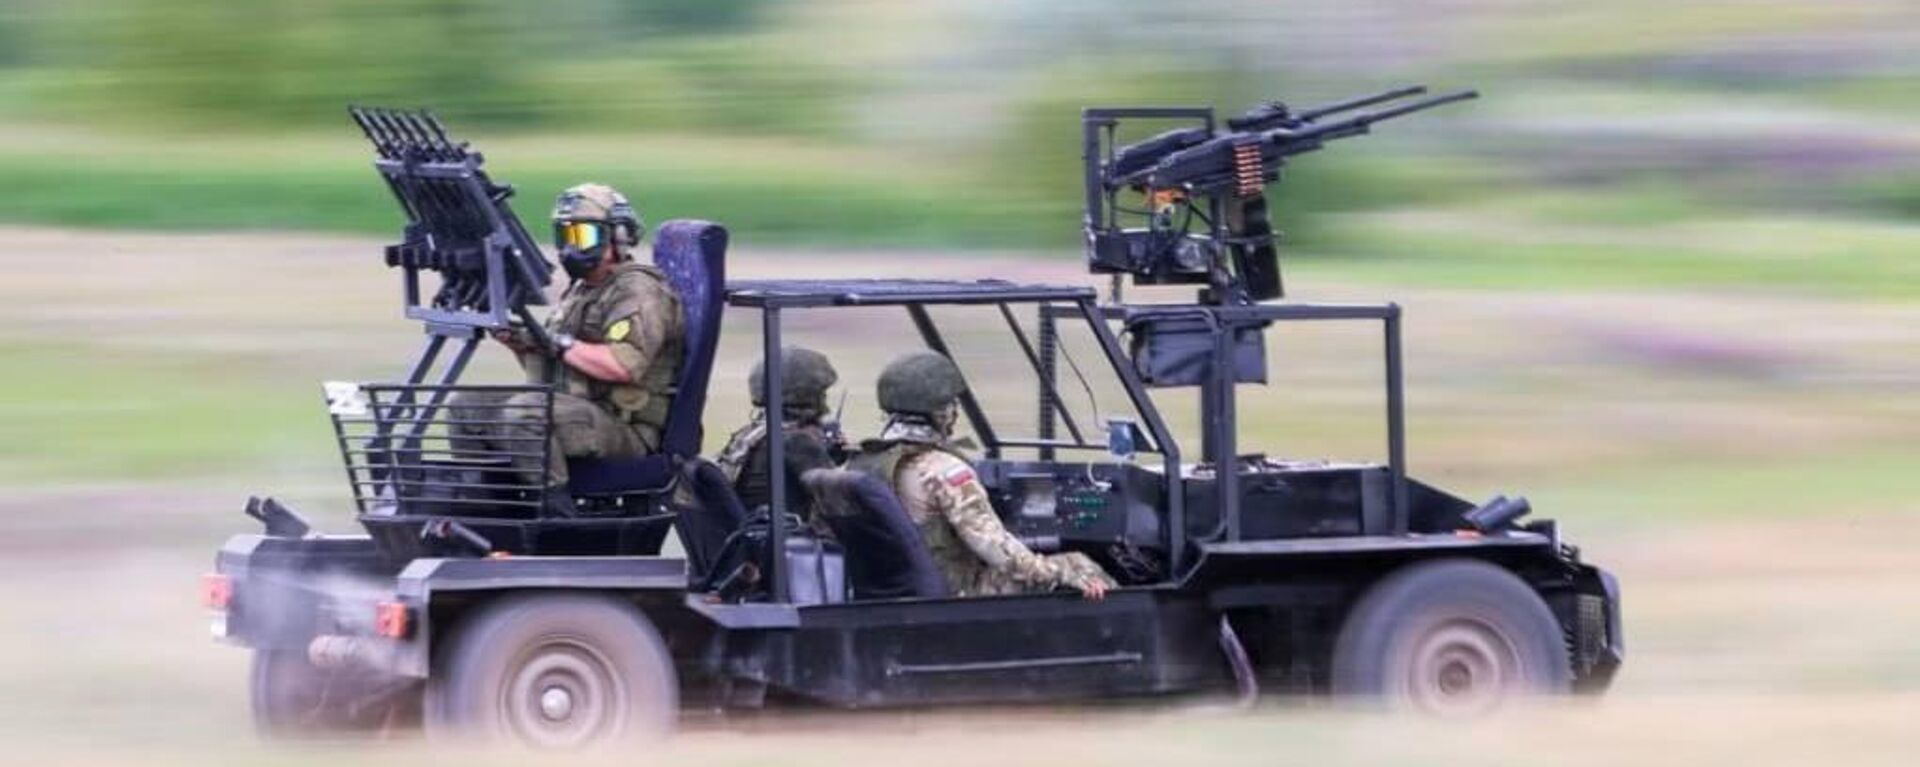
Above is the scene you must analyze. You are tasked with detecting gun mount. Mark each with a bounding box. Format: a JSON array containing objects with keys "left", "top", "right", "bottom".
[
  {"left": 349, "top": 106, "right": 554, "bottom": 341},
  {"left": 1083, "top": 86, "right": 1476, "bottom": 305},
  {"left": 333, "top": 108, "right": 564, "bottom": 529}
]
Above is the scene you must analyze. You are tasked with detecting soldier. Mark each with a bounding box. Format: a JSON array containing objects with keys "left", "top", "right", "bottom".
[
  {"left": 714, "top": 346, "right": 845, "bottom": 518},
  {"left": 452, "top": 183, "right": 685, "bottom": 514},
  {"left": 849, "top": 351, "right": 1116, "bottom": 599}
]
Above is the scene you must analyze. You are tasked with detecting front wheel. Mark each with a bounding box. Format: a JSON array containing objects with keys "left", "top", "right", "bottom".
[
  {"left": 425, "top": 594, "right": 677, "bottom": 749},
  {"left": 1331, "top": 558, "right": 1570, "bottom": 716}
]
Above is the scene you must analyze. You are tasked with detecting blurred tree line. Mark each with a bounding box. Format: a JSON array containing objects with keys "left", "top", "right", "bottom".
[
  {"left": 8, "top": 0, "right": 845, "bottom": 133},
  {"left": 1, "top": 0, "right": 1435, "bottom": 244},
  {"left": 2, "top": 0, "right": 1905, "bottom": 254}
]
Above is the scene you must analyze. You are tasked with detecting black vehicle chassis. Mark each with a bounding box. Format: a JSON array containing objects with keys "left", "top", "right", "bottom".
[{"left": 215, "top": 531, "right": 1622, "bottom": 709}]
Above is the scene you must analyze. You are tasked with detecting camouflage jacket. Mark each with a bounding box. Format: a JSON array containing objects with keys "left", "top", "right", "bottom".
[
  {"left": 851, "top": 422, "right": 1101, "bottom": 596},
  {"left": 523, "top": 262, "right": 685, "bottom": 446}
]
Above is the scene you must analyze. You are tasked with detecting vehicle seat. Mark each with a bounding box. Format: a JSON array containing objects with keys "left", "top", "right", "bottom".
[
  {"left": 567, "top": 220, "right": 728, "bottom": 497},
  {"left": 802, "top": 468, "right": 949, "bottom": 600},
  {"left": 675, "top": 458, "right": 748, "bottom": 578}
]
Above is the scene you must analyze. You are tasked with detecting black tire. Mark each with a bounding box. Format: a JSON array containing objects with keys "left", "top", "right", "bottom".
[
  {"left": 1331, "top": 558, "right": 1570, "bottom": 716},
  {"left": 425, "top": 594, "right": 677, "bottom": 749},
  {"left": 251, "top": 648, "right": 418, "bottom": 738}
]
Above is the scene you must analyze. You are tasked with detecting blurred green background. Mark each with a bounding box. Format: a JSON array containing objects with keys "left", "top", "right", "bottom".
[
  {"left": 1, "top": 2, "right": 1918, "bottom": 764},
  {"left": 0, "top": 0, "right": 1912, "bottom": 292}
]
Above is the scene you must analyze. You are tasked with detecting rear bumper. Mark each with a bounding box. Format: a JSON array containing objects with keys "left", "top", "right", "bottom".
[
  {"left": 213, "top": 534, "right": 418, "bottom": 668},
  {"left": 214, "top": 534, "right": 691, "bottom": 679}
]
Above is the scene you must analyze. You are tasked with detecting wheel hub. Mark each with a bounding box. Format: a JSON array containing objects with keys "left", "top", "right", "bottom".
[
  {"left": 502, "top": 640, "right": 625, "bottom": 748},
  {"left": 1406, "top": 619, "right": 1517, "bottom": 717},
  {"left": 539, "top": 686, "right": 574, "bottom": 721},
  {"left": 1437, "top": 659, "right": 1474, "bottom": 694}
]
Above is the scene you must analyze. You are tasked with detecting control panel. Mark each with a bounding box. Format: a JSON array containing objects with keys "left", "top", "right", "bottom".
[
  {"left": 974, "top": 460, "right": 1164, "bottom": 550},
  {"left": 975, "top": 457, "right": 1395, "bottom": 553}
]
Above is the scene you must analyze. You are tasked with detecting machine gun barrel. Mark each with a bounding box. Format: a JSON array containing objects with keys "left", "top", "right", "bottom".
[
  {"left": 1286, "top": 89, "right": 1478, "bottom": 145},
  {"left": 1295, "top": 85, "right": 1429, "bottom": 122},
  {"left": 1114, "top": 89, "right": 1477, "bottom": 191},
  {"left": 1225, "top": 85, "right": 1431, "bottom": 133}
]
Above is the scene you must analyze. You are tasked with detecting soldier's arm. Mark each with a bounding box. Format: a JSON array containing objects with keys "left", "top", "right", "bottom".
[
  {"left": 596, "top": 276, "right": 679, "bottom": 384},
  {"left": 565, "top": 275, "right": 679, "bottom": 384},
  {"left": 915, "top": 453, "right": 1076, "bottom": 592},
  {"left": 560, "top": 343, "right": 633, "bottom": 383}
]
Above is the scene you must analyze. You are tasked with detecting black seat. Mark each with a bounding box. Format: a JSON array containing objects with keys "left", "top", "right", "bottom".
[
  {"left": 802, "top": 469, "right": 949, "bottom": 600},
  {"left": 567, "top": 220, "right": 727, "bottom": 496},
  {"left": 675, "top": 458, "right": 748, "bottom": 578}
]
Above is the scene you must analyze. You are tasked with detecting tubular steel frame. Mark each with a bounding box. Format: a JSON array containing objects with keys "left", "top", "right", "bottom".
[
  {"left": 726, "top": 280, "right": 1408, "bottom": 599},
  {"left": 332, "top": 382, "right": 554, "bottom": 516}
]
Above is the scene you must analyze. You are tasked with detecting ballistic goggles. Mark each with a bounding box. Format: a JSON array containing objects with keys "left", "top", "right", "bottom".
[{"left": 555, "top": 220, "right": 610, "bottom": 253}]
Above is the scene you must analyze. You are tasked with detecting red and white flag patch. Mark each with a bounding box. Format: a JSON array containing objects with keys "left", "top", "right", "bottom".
[{"left": 941, "top": 464, "right": 976, "bottom": 487}]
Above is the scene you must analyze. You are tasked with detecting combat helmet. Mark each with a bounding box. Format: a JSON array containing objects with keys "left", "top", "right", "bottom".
[
  {"left": 750, "top": 346, "right": 839, "bottom": 413},
  {"left": 553, "top": 182, "right": 644, "bottom": 258},
  {"left": 876, "top": 351, "right": 967, "bottom": 417}
]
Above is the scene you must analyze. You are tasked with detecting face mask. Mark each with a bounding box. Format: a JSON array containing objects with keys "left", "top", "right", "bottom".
[{"left": 554, "top": 220, "right": 610, "bottom": 279}]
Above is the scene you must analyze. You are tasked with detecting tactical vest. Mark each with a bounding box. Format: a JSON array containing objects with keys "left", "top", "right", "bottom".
[
  {"left": 528, "top": 262, "right": 682, "bottom": 440},
  {"left": 721, "top": 412, "right": 838, "bottom": 516},
  {"left": 715, "top": 414, "right": 769, "bottom": 486}
]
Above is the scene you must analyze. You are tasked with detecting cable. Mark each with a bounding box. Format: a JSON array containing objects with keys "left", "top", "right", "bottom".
[{"left": 1055, "top": 329, "right": 1101, "bottom": 436}]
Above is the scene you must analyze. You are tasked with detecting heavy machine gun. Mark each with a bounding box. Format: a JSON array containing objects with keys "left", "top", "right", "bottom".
[{"left": 1083, "top": 86, "right": 1476, "bottom": 304}]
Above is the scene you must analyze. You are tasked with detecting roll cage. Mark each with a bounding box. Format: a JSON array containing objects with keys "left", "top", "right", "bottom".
[{"left": 724, "top": 278, "right": 1410, "bottom": 601}]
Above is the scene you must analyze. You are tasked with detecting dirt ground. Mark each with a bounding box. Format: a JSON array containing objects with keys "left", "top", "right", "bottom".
[{"left": 0, "top": 227, "right": 1917, "bottom": 765}]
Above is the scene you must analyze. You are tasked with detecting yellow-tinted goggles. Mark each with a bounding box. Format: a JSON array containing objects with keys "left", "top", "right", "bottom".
[{"left": 556, "top": 220, "right": 606, "bottom": 251}]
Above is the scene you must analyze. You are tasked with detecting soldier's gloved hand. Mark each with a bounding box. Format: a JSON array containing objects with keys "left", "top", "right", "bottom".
[{"left": 491, "top": 327, "right": 531, "bottom": 353}]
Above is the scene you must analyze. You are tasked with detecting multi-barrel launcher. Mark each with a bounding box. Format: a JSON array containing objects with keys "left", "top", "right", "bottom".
[
  {"left": 1083, "top": 85, "right": 1476, "bottom": 304},
  {"left": 347, "top": 106, "right": 553, "bottom": 342}
]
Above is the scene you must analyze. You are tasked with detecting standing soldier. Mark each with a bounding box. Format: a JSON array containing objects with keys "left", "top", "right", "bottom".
[
  {"left": 849, "top": 351, "right": 1115, "bottom": 599},
  {"left": 452, "top": 183, "right": 685, "bottom": 515},
  {"left": 714, "top": 346, "right": 845, "bottom": 519}
]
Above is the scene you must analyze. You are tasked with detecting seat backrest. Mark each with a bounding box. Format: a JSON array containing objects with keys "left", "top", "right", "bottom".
[
  {"left": 650, "top": 220, "right": 727, "bottom": 459},
  {"left": 676, "top": 458, "right": 747, "bottom": 577},
  {"left": 803, "top": 468, "right": 950, "bottom": 600}
]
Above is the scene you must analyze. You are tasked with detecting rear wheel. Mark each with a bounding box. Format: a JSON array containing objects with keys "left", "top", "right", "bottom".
[
  {"left": 425, "top": 594, "right": 676, "bottom": 749},
  {"left": 250, "top": 648, "right": 417, "bottom": 738},
  {"left": 1331, "top": 558, "right": 1569, "bottom": 716}
]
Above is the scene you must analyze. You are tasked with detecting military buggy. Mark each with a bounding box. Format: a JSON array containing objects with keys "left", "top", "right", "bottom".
[{"left": 206, "top": 95, "right": 1622, "bottom": 747}]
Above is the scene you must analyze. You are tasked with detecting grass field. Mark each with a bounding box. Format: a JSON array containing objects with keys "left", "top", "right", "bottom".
[{"left": 0, "top": 227, "right": 1916, "bottom": 764}]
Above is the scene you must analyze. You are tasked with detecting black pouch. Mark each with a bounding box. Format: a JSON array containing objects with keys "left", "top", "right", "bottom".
[{"left": 1126, "top": 314, "right": 1268, "bottom": 387}]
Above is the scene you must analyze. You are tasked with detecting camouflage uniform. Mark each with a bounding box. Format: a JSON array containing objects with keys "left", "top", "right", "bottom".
[
  {"left": 715, "top": 346, "right": 843, "bottom": 519},
  {"left": 850, "top": 420, "right": 1115, "bottom": 597},
  {"left": 451, "top": 186, "right": 684, "bottom": 487}
]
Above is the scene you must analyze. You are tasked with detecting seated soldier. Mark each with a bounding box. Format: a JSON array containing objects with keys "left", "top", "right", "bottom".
[
  {"left": 848, "top": 351, "right": 1116, "bottom": 599},
  {"left": 714, "top": 346, "right": 846, "bottom": 520},
  {"left": 451, "top": 183, "right": 685, "bottom": 514}
]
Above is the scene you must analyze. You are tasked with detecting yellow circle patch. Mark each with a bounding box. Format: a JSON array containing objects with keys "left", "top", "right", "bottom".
[{"left": 605, "top": 319, "right": 633, "bottom": 342}]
